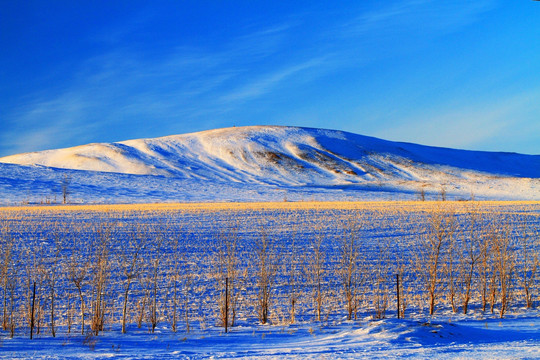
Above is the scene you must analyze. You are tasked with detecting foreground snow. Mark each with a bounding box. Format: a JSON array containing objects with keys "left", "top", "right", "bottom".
[{"left": 2, "top": 312, "right": 539, "bottom": 359}]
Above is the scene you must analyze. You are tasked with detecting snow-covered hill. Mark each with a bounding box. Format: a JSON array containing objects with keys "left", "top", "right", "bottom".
[{"left": 1, "top": 126, "right": 539, "bottom": 203}]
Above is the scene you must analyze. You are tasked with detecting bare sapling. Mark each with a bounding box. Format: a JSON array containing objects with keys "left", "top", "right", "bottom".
[
  {"left": 183, "top": 259, "right": 194, "bottom": 333},
  {"left": 67, "top": 293, "right": 73, "bottom": 333},
  {"left": 443, "top": 231, "right": 459, "bottom": 313},
  {"left": 136, "top": 273, "right": 150, "bottom": 329},
  {"left": 419, "top": 187, "right": 426, "bottom": 201},
  {"left": 215, "top": 222, "right": 243, "bottom": 330},
  {"left": 440, "top": 186, "right": 447, "bottom": 201},
  {"left": 61, "top": 174, "right": 72, "bottom": 204},
  {"left": 7, "top": 264, "right": 17, "bottom": 338},
  {"left": 30, "top": 282, "right": 36, "bottom": 339},
  {"left": 516, "top": 220, "right": 538, "bottom": 309},
  {"left": 396, "top": 271, "right": 413, "bottom": 319},
  {"left": 119, "top": 225, "right": 147, "bottom": 333},
  {"left": 1, "top": 222, "right": 14, "bottom": 330},
  {"left": 371, "top": 238, "right": 390, "bottom": 319},
  {"left": 415, "top": 207, "right": 456, "bottom": 315},
  {"left": 394, "top": 237, "right": 413, "bottom": 319},
  {"left": 304, "top": 224, "right": 326, "bottom": 322},
  {"left": 167, "top": 226, "right": 193, "bottom": 333},
  {"left": 491, "top": 222, "right": 516, "bottom": 318},
  {"left": 24, "top": 237, "right": 46, "bottom": 338},
  {"left": 254, "top": 227, "right": 279, "bottom": 324},
  {"left": 90, "top": 224, "right": 112, "bottom": 335},
  {"left": 166, "top": 229, "right": 181, "bottom": 333},
  {"left": 338, "top": 216, "right": 363, "bottom": 320},
  {"left": 148, "top": 226, "right": 165, "bottom": 333},
  {"left": 478, "top": 221, "right": 495, "bottom": 313},
  {"left": 459, "top": 207, "right": 482, "bottom": 314},
  {"left": 67, "top": 235, "right": 90, "bottom": 334},
  {"left": 45, "top": 226, "right": 63, "bottom": 337},
  {"left": 285, "top": 224, "right": 299, "bottom": 324}
]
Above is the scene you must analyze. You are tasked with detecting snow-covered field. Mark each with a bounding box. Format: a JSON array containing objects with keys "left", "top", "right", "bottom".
[
  {"left": 0, "top": 202, "right": 538, "bottom": 359},
  {"left": 1, "top": 126, "right": 539, "bottom": 204}
]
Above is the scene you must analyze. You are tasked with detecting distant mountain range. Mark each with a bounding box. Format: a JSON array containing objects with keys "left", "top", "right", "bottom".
[{"left": 1, "top": 126, "right": 538, "bottom": 204}]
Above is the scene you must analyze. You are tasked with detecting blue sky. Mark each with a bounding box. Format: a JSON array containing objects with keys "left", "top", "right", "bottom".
[{"left": 1, "top": 0, "right": 539, "bottom": 157}]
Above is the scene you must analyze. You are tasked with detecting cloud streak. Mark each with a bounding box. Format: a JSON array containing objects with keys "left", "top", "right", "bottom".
[
  {"left": 340, "top": 0, "right": 495, "bottom": 38},
  {"left": 374, "top": 90, "right": 540, "bottom": 152},
  {"left": 219, "top": 58, "right": 326, "bottom": 104},
  {"left": 0, "top": 22, "right": 315, "bottom": 155}
]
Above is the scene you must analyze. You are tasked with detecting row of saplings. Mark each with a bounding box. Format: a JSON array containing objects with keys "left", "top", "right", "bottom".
[{"left": 0, "top": 212, "right": 538, "bottom": 339}]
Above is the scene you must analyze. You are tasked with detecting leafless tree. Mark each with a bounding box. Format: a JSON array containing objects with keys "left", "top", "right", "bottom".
[
  {"left": 90, "top": 224, "right": 112, "bottom": 335},
  {"left": 1, "top": 221, "right": 14, "bottom": 330},
  {"left": 166, "top": 229, "right": 181, "bottom": 333},
  {"left": 440, "top": 186, "right": 447, "bottom": 201},
  {"left": 44, "top": 226, "right": 63, "bottom": 337},
  {"left": 182, "top": 259, "right": 194, "bottom": 333},
  {"left": 516, "top": 219, "right": 538, "bottom": 309},
  {"left": 6, "top": 263, "right": 17, "bottom": 338},
  {"left": 459, "top": 207, "right": 483, "bottom": 314},
  {"left": 304, "top": 224, "right": 326, "bottom": 322},
  {"left": 478, "top": 221, "right": 495, "bottom": 313},
  {"left": 61, "top": 174, "right": 72, "bottom": 204},
  {"left": 285, "top": 225, "right": 299, "bottom": 324},
  {"left": 491, "top": 222, "right": 516, "bottom": 318},
  {"left": 214, "top": 222, "right": 245, "bottom": 329},
  {"left": 119, "top": 225, "right": 147, "bottom": 333},
  {"left": 419, "top": 187, "right": 426, "bottom": 201},
  {"left": 370, "top": 238, "right": 390, "bottom": 319},
  {"left": 254, "top": 227, "right": 279, "bottom": 324},
  {"left": 67, "top": 233, "right": 90, "bottom": 334},
  {"left": 338, "top": 216, "right": 363, "bottom": 320},
  {"left": 148, "top": 226, "right": 165, "bottom": 333},
  {"left": 415, "top": 207, "right": 456, "bottom": 315},
  {"left": 444, "top": 232, "right": 459, "bottom": 313},
  {"left": 23, "top": 237, "right": 46, "bottom": 337}
]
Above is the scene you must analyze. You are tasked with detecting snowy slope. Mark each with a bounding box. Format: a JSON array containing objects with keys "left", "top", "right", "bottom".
[{"left": 1, "top": 126, "right": 539, "bottom": 203}]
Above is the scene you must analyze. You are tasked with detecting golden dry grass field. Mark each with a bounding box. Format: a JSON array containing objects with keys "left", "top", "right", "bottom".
[{"left": 2, "top": 200, "right": 539, "bottom": 214}]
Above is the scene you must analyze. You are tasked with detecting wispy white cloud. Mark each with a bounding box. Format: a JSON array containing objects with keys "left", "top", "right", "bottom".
[
  {"left": 0, "top": 22, "right": 317, "bottom": 155},
  {"left": 219, "top": 58, "right": 326, "bottom": 103},
  {"left": 373, "top": 90, "right": 540, "bottom": 151},
  {"left": 340, "top": 0, "right": 496, "bottom": 38},
  {"left": 0, "top": 93, "right": 97, "bottom": 155}
]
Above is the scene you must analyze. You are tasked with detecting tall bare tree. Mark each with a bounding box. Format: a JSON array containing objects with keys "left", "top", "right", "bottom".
[
  {"left": 254, "top": 227, "right": 279, "bottom": 324},
  {"left": 148, "top": 226, "right": 165, "bottom": 333},
  {"left": 1, "top": 221, "right": 14, "bottom": 331},
  {"left": 44, "top": 225, "right": 63, "bottom": 337},
  {"left": 285, "top": 224, "right": 299, "bottom": 324},
  {"left": 516, "top": 219, "right": 538, "bottom": 309},
  {"left": 119, "top": 225, "right": 147, "bottom": 333},
  {"left": 67, "top": 233, "right": 90, "bottom": 334},
  {"left": 338, "top": 216, "right": 363, "bottom": 320},
  {"left": 61, "top": 174, "right": 72, "bottom": 204},
  {"left": 215, "top": 222, "right": 245, "bottom": 329},
  {"left": 304, "top": 224, "right": 326, "bottom": 322},
  {"left": 415, "top": 207, "right": 456, "bottom": 315},
  {"left": 491, "top": 222, "right": 516, "bottom": 318},
  {"left": 459, "top": 207, "right": 483, "bottom": 314},
  {"left": 90, "top": 224, "right": 112, "bottom": 335}
]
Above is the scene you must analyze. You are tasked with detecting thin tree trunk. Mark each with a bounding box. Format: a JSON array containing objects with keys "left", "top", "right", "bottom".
[{"left": 30, "top": 282, "right": 36, "bottom": 339}]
